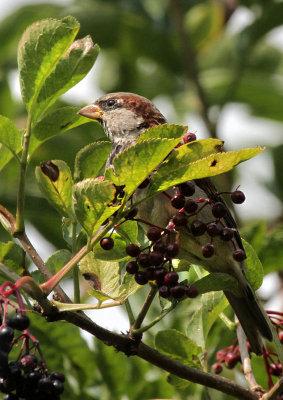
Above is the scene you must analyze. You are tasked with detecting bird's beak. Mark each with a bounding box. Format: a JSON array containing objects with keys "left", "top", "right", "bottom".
[{"left": 77, "top": 103, "right": 104, "bottom": 120}]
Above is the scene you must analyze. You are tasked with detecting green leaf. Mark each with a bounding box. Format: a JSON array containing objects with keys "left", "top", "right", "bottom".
[
  {"left": 74, "top": 141, "right": 111, "bottom": 182},
  {"left": 193, "top": 273, "right": 239, "bottom": 295},
  {"left": 92, "top": 233, "right": 128, "bottom": 261},
  {"left": 35, "top": 160, "right": 73, "bottom": 218},
  {"left": 73, "top": 178, "right": 119, "bottom": 237},
  {"left": 155, "top": 329, "right": 202, "bottom": 368},
  {"left": 116, "top": 220, "right": 138, "bottom": 244},
  {"left": 148, "top": 145, "right": 263, "bottom": 196},
  {"left": 18, "top": 16, "right": 79, "bottom": 117},
  {"left": 46, "top": 249, "right": 72, "bottom": 276},
  {"left": 30, "top": 106, "right": 94, "bottom": 156},
  {"left": 137, "top": 123, "right": 187, "bottom": 141},
  {"left": 0, "top": 116, "right": 22, "bottom": 168},
  {"left": 34, "top": 36, "right": 99, "bottom": 120},
  {"left": 258, "top": 224, "right": 283, "bottom": 274},
  {"left": 0, "top": 242, "right": 25, "bottom": 274},
  {"left": 242, "top": 220, "right": 266, "bottom": 253},
  {"left": 111, "top": 272, "right": 141, "bottom": 302},
  {"left": 167, "top": 374, "right": 190, "bottom": 389},
  {"left": 186, "top": 292, "right": 228, "bottom": 349},
  {"left": 243, "top": 239, "right": 264, "bottom": 291},
  {"left": 79, "top": 252, "right": 120, "bottom": 303},
  {"left": 105, "top": 138, "right": 182, "bottom": 196}
]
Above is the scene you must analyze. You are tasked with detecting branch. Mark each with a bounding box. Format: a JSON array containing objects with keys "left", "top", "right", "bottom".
[
  {"left": 261, "top": 377, "right": 283, "bottom": 400},
  {"left": 131, "top": 286, "right": 158, "bottom": 334}
]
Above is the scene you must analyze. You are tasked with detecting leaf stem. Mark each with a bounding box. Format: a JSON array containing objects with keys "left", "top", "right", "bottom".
[
  {"left": 219, "top": 312, "right": 237, "bottom": 331},
  {"left": 124, "top": 299, "right": 135, "bottom": 326},
  {"left": 15, "top": 114, "right": 32, "bottom": 233},
  {"left": 72, "top": 222, "right": 80, "bottom": 303},
  {"left": 132, "top": 303, "right": 175, "bottom": 335},
  {"left": 131, "top": 286, "right": 158, "bottom": 335}
]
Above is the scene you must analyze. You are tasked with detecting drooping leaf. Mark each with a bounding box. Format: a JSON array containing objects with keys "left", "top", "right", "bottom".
[
  {"left": 0, "top": 116, "right": 22, "bottom": 170},
  {"left": 35, "top": 160, "right": 73, "bottom": 218},
  {"left": 105, "top": 138, "right": 182, "bottom": 196},
  {"left": 186, "top": 292, "right": 228, "bottom": 349},
  {"left": 34, "top": 36, "right": 99, "bottom": 120},
  {"left": 18, "top": 16, "right": 79, "bottom": 117},
  {"left": 73, "top": 178, "right": 119, "bottom": 237},
  {"left": 30, "top": 106, "right": 95, "bottom": 156},
  {"left": 110, "top": 272, "right": 141, "bottom": 302},
  {"left": 148, "top": 145, "right": 264, "bottom": 196},
  {"left": 242, "top": 239, "right": 264, "bottom": 291},
  {"left": 0, "top": 242, "right": 25, "bottom": 275},
  {"left": 74, "top": 140, "right": 111, "bottom": 182},
  {"left": 155, "top": 329, "right": 202, "bottom": 368},
  {"left": 193, "top": 273, "right": 239, "bottom": 295}
]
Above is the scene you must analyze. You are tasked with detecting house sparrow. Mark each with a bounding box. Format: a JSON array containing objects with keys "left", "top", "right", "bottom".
[{"left": 78, "top": 92, "right": 272, "bottom": 354}]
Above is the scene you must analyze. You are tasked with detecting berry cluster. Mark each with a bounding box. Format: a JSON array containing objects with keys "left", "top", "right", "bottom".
[
  {"left": 168, "top": 182, "right": 246, "bottom": 262},
  {"left": 211, "top": 341, "right": 242, "bottom": 374},
  {"left": 0, "top": 282, "right": 65, "bottom": 400}
]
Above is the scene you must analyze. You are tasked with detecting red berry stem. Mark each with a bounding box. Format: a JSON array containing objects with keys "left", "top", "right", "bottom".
[
  {"left": 162, "top": 191, "right": 172, "bottom": 200},
  {"left": 263, "top": 349, "right": 274, "bottom": 389}
]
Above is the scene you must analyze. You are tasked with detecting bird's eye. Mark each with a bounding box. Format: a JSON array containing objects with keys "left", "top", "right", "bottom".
[{"left": 106, "top": 99, "right": 116, "bottom": 107}]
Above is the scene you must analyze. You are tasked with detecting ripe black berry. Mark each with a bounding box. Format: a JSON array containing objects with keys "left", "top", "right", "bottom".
[
  {"left": 170, "top": 284, "right": 186, "bottom": 299},
  {"left": 126, "top": 261, "right": 139, "bottom": 274},
  {"left": 172, "top": 213, "right": 187, "bottom": 227},
  {"left": 164, "top": 271, "right": 179, "bottom": 285},
  {"left": 178, "top": 181, "right": 195, "bottom": 196},
  {"left": 50, "top": 371, "right": 65, "bottom": 383},
  {"left": 220, "top": 227, "right": 234, "bottom": 241},
  {"left": 233, "top": 249, "right": 246, "bottom": 262},
  {"left": 154, "top": 267, "right": 167, "bottom": 283},
  {"left": 159, "top": 285, "right": 170, "bottom": 298},
  {"left": 7, "top": 361, "right": 21, "bottom": 379},
  {"left": 125, "top": 208, "right": 138, "bottom": 219},
  {"left": 153, "top": 241, "right": 167, "bottom": 254},
  {"left": 6, "top": 314, "right": 30, "bottom": 331},
  {"left": 145, "top": 267, "right": 155, "bottom": 281},
  {"left": 186, "top": 285, "right": 199, "bottom": 298},
  {"left": 149, "top": 251, "right": 164, "bottom": 266},
  {"left": 207, "top": 222, "right": 220, "bottom": 237},
  {"left": 0, "top": 326, "right": 14, "bottom": 351},
  {"left": 138, "top": 253, "right": 151, "bottom": 268},
  {"left": 211, "top": 202, "right": 227, "bottom": 218},
  {"left": 147, "top": 227, "right": 162, "bottom": 242},
  {"left": 186, "top": 133, "right": 197, "bottom": 142},
  {"left": 134, "top": 271, "right": 148, "bottom": 285},
  {"left": 171, "top": 195, "right": 185, "bottom": 210},
  {"left": 20, "top": 354, "right": 38, "bottom": 372},
  {"left": 3, "top": 393, "right": 19, "bottom": 400},
  {"left": 202, "top": 243, "right": 215, "bottom": 258},
  {"left": 165, "top": 242, "right": 179, "bottom": 258},
  {"left": 191, "top": 219, "right": 206, "bottom": 236},
  {"left": 126, "top": 244, "right": 140, "bottom": 257},
  {"left": 212, "top": 363, "right": 223, "bottom": 374},
  {"left": 52, "top": 379, "right": 64, "bottom": 395},
  {"left": 0, "top": 351, "right": 9, "bottom": 377},
  {"left": 100, "top": 237, "right": 114, "bottom": 250},
  {"left": 184, "top": 199, "right": 198, "bottom": 213},
  {"left": 138, "top": 177, "right": 151, "bottom": 189},
  {"left": 38, "top": 377, "right": 54, "bottom": 394},
  {"left": 231, "top": 190, "right": 245, "bottom": 204}
]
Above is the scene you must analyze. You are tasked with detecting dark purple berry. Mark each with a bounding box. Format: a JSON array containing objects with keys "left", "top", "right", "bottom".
[
  {"left": 153, "top": 241, "right": 167, "bottom": 254},
  {"left": 233, "top": 249, "right": 246, "bottom": 262},
  {"left": 52, "top": 379, "right": 64, "bottom": 395},
  {"left": 7, "top": 361, "right": 21, "bottom": 379},
  {"left": 20, "top": 354, "right": 38, "bottom": 372},
  {"left": 220, "top": 227, "right": 234, "bottom": 241},
  {"left": 100, "top": 237, "right": 114, "bottom": 250},
  {"left": 7, "top": 314, "right": 30, "bottom": 331},
  {"left": 225, "top": 353, "right": 239, "bottom": 369},
  {"left": 50, "top": 372, "right": 65, "bottom": 383},
  {"left": 134, "top": 271, "right": 148, "bottom": 285},
  {"left": 3, "top": 394, "right": 19, "bottom": 400},
  {"left": 126, "top": 244, "right": 140, "bottom": 257},
  {"left": 0, "top": 351, "right": 9, "bottom": 377},
  {"left": 138, "top": 253, "right": 151, "bottom": 268},
  {"left": 0, "top": 326, "right": 14, "bottom": 345},
  {"left": 38, "top": 377, "right": 54, "bottom": 394},
  {"left": 184, "top": 199, "right": 198, "bottom": 213},
  {"left": 138, "top": 177, "right": 151, "bottom": 189},
  {"left": 172, "top": 213, "right": 187, "bottom": 227},
  {"left": 166, "top": 242, "right": 179, "bottom": 258},
  {"left": 202, "top": 243, "right": 215, "bottom": 258},
  {"left": 212, "top": 363, "right": 223, "bottom": 374},
  {"left": 126, "top": 261, "right": 139, "bottom": 274},
  {"left": 207, "top": 223, "right": 220, "bottom": 237},
  {"left": 125, "top": 208, "right": 138, "bottom": 219},
  {"left": 147, "top": 227, "right": 162, "bottom": 242},
  {"left": 159, "top": 285, "right": 170, "bottom": 298},
  {"left": 178, "top": 181, "right": 195, "bottom": 196},
  {"left": 164, "top": 271, "right": 179, "bottom": 285},
  {"left": 145, "top": 267, "right": 155, "bottom": 281},
  {"left": 185, "top": 285, "right": 199, "bottom": 298},
  {"left": 0, "top": 377, "right": 15, "bottom": 394},
  {"left": 185, "top": 133, "right": 197, "bottom": 142},
  {"left": 191, "top": 219, "right": 206, "bottom": 236},
  {"left": 149, "top": 251, "right": 164, "bottom": 266},
  {"left": 231, "top": 190, "right": 245, "bottom": 204},
  {"left": 211, "top": 202, "right": 227, "bottom": 218},
  {"left": 170, "top": 284, "right": 186, "bottom": 299},
  {"left": 154, "top": 267, "right": 167, "bottom": 283},
  {"left": 171, "top": 195, "right": 185, "bottom": 210},
  {"left": 269, "top": 362, "right": 282, "bottom": 376}
]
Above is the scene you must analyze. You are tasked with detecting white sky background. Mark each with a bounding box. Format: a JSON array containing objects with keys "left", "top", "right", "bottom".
[{"left": 1, "top": 2, "right": 283, "bottom": 332}]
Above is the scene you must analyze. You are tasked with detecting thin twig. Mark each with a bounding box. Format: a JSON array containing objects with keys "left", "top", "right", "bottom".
[
  {"left": 131, "top": 286, "right": 158, "bottom": 334},
  {"left": 261, "top": 377, "right": 283, "bottom": 400}
]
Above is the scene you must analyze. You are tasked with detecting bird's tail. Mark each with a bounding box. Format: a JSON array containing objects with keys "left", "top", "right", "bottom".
[{"left": 224, "top": 286, "right": 273, "bottom": 355}]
